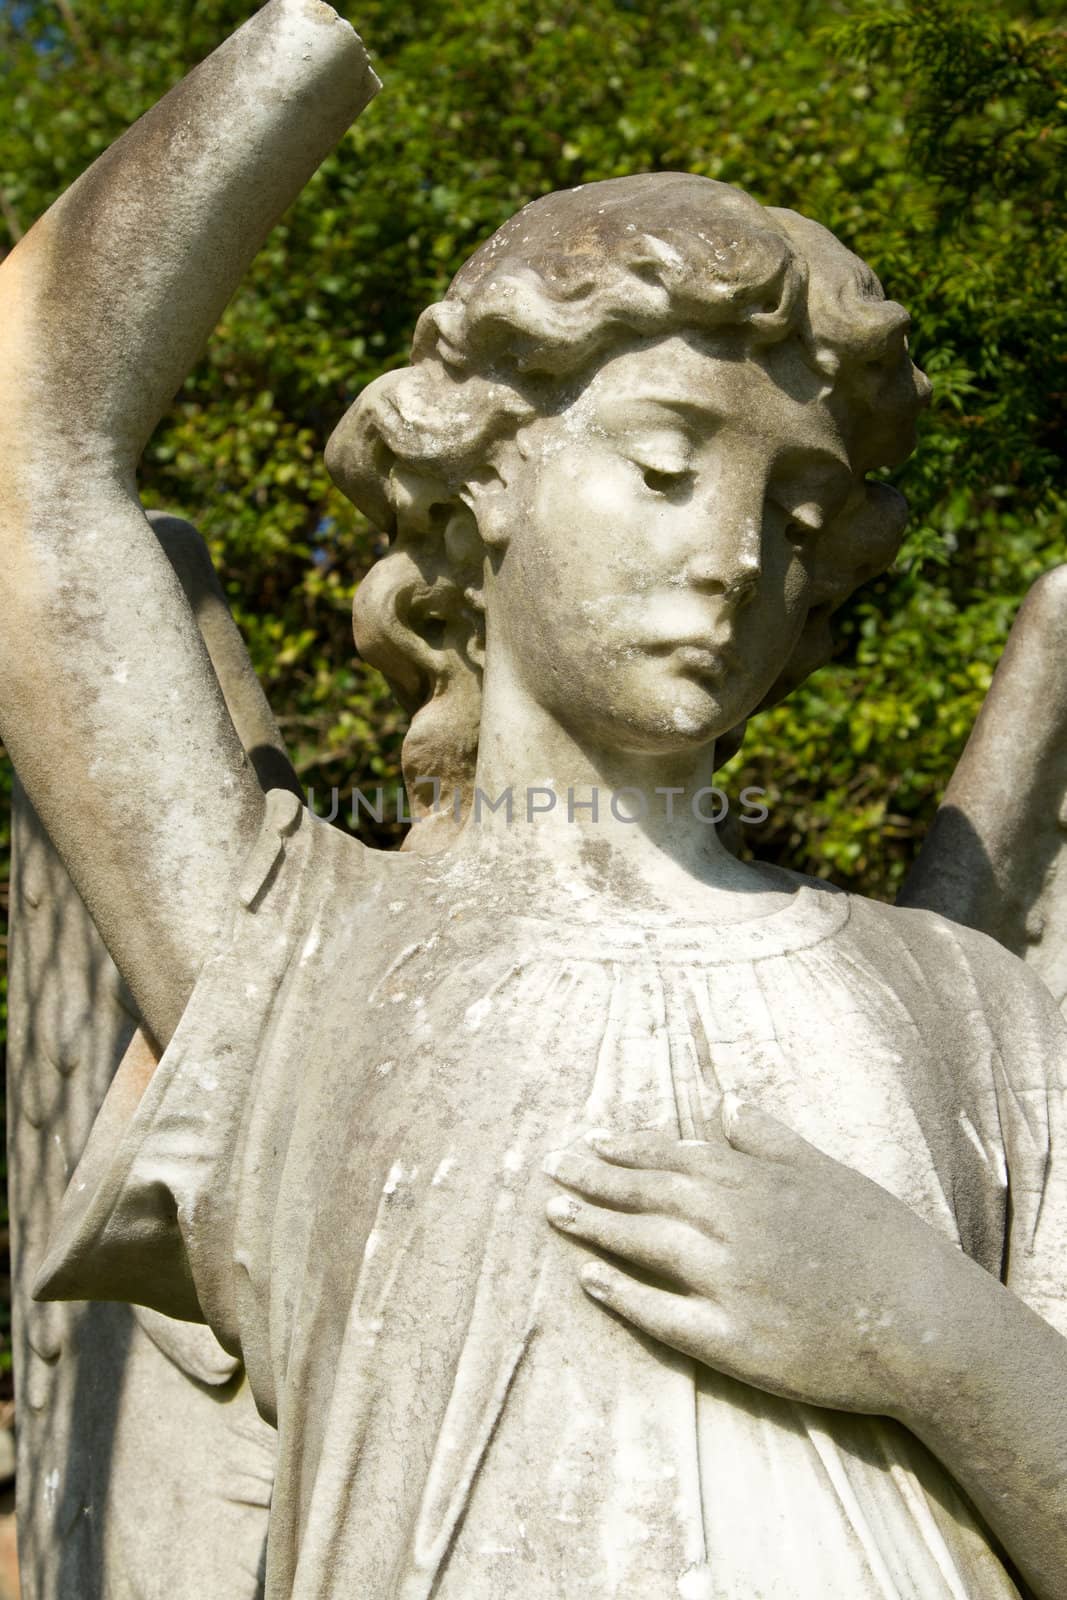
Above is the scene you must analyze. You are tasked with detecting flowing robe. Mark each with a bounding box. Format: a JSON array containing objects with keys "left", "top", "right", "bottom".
[{"left": 37, "top": 792, "right": 1067, "bottom": 1598}]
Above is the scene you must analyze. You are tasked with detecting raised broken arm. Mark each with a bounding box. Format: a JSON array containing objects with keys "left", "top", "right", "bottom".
[{"left": 0, "top": 2, "right": 378, "bottom": 1047}]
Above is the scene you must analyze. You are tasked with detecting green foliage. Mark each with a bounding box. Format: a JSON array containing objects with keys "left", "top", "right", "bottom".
[
  {"left": 0, "top": 0, "right": 1064, "bottom": 911},
  {"left": 729, "top": 0, "right": 1067, "bottom": 891},
  {"left": 830, "top": 0, "right": 1066, "bottom": 206}
]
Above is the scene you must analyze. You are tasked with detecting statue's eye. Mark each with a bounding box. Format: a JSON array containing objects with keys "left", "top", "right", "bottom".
[{"left": 642, "top": 465, "right": 691, "bottom": 496}]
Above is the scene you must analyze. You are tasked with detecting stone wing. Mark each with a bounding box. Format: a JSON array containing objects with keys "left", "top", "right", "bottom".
[{"left": 899, "top": 566, "right": 1067, "bottom": 1009}]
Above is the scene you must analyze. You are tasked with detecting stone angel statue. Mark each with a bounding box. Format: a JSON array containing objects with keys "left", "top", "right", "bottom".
[{"left": 1, "top": 5, "right": 1066, "bottom": 1598}]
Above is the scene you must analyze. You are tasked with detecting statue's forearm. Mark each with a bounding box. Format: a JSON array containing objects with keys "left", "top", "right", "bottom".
[
  {"left": 888, "top": 1250, "right": 1067, "bottom": 1600},
  {"left": 0, "top": 0, "right": 378, "bottom": 481}
]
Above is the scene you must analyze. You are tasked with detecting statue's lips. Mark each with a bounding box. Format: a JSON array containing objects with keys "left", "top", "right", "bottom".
[
  {"left": 644, "top": 640, "right": 737, "bottom": 681},
  {"left": 673, "top": 644, "right": 730, "bottom": 680}
]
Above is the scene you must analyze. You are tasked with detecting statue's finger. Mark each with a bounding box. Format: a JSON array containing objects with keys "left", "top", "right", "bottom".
[
  {"left": 543, "top": 1147, "right": 708, "bottom": 1214},
  {"left": 583, "top": 1127, "right": 742, "bottom": 1187},
  {"left": 579, "top": 1261, "right": 728, "bottom": 1365},
  {"left": 546, "top": 1194, "right": 721, "bottom": 1279}
]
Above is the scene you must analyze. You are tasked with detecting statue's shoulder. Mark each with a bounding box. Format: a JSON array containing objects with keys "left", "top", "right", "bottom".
[
  {"left": 836, "top": 883, "right": 1067, "bottom": 1040},
  {"left": 235, "top": 789, "right": 391, "bottom": 913},
  {"left": 760, "top": 859, "right": 1050, "bottom": 1000},
  {"left": 203, "top": 791, "right": 402, "bottom": 997}
]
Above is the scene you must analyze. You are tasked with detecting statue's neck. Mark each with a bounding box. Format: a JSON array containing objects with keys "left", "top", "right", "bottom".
[{"left": 460, "top": 661, "right": 792, "bottom": 926}]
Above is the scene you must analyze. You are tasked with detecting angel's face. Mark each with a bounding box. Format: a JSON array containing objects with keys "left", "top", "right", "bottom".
[{"left": 481, "top": 332, "right": 855, "bottom": 757}]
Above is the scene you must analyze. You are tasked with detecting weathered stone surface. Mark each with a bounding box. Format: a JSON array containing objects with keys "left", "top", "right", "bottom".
[
  {"left": 0, "top": 0, "right": 379, "bottom": 1050},
  {"left": 3, "top": 8, "right": 1067, "bottom": 1600}
]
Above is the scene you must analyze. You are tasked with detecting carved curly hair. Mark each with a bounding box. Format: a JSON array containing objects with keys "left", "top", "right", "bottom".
[{"left": 325, "top": 173, "right": 930, "bottom": 849}]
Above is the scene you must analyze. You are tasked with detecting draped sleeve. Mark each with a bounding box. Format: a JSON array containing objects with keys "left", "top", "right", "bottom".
[
  {"left": 924, "top": 912, "right": 1067, "bottom": 1339},
  {"left": 33, "top": 790, "right": 370, "bottom": 1422},
  {"left": 979, "top": 934, "right": 1067, "bottom": 1338}
]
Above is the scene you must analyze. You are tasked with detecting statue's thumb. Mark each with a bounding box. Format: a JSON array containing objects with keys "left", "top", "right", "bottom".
[{"left": 720, "top": 1092, "right": 795, "bottom": 1160}]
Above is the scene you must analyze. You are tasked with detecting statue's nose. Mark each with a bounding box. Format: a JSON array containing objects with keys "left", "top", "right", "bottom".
[{"left": 682, "top": 508, "right": 763, "bottom": 609}]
